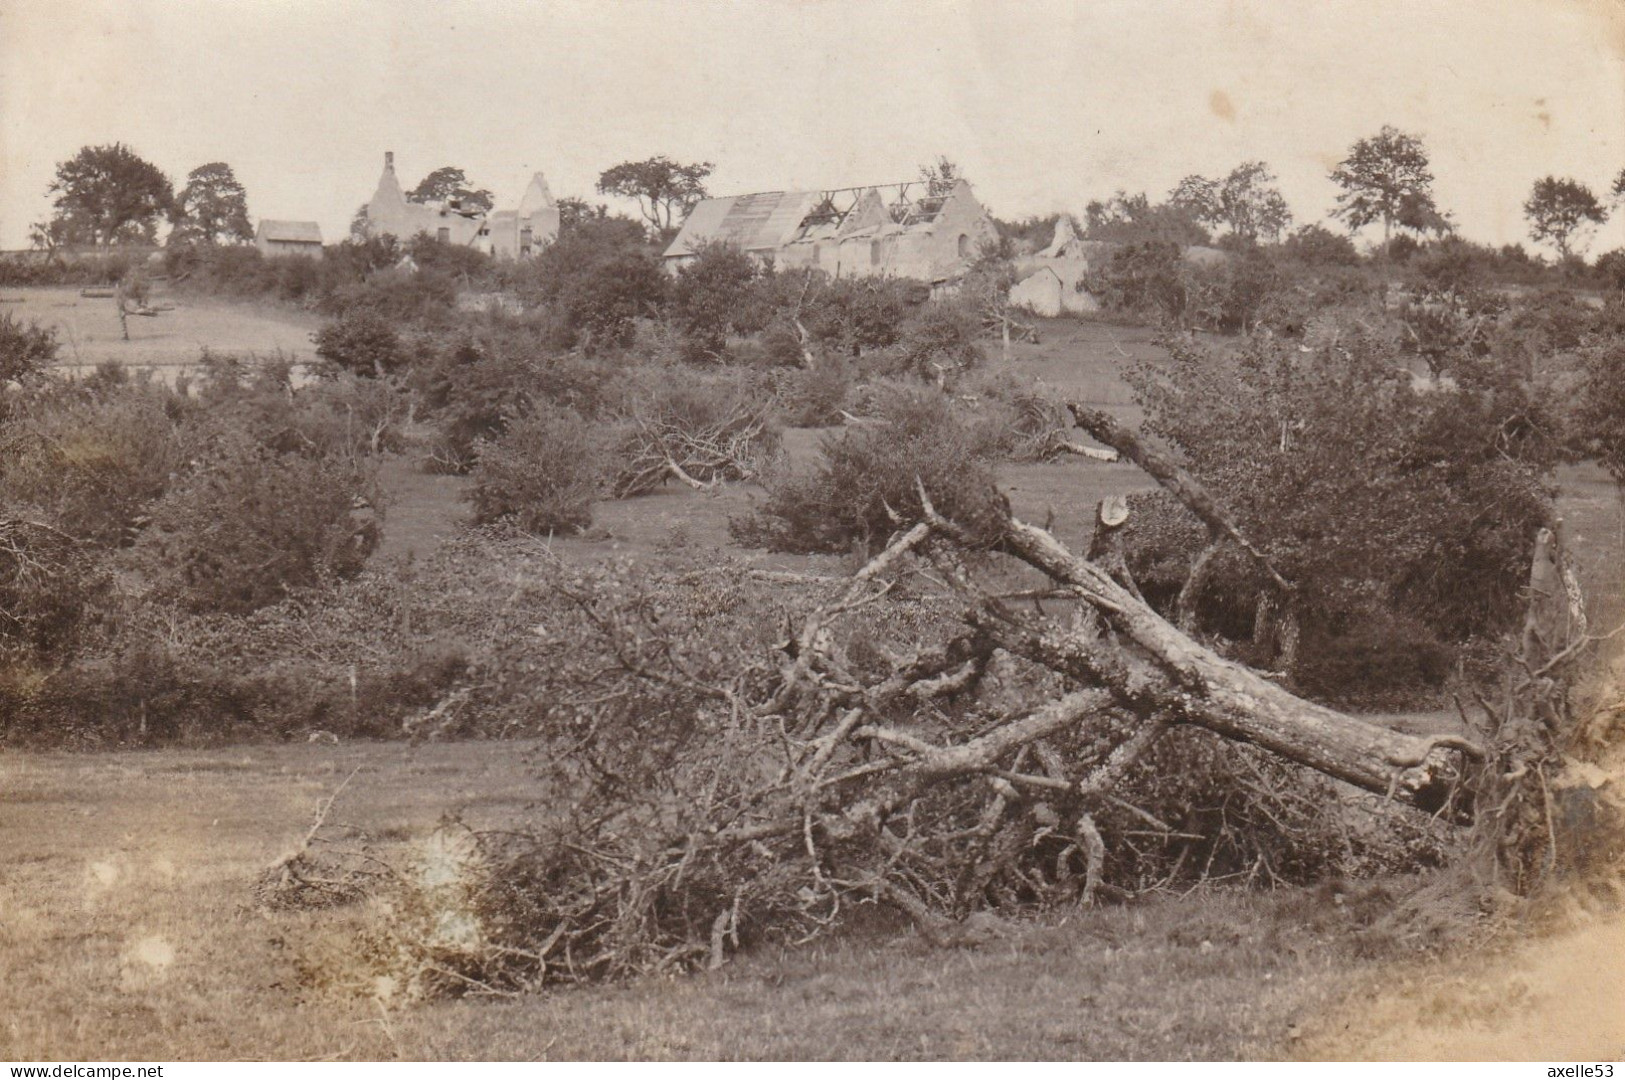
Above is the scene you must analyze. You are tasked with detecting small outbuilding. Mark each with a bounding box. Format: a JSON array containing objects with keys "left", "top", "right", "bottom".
[{"left": 255, "top": 219, "right": 324, "bottom": 259}]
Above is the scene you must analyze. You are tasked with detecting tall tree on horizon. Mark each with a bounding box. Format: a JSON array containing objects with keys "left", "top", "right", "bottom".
[
  {"left": 1169, "top": 161, "right": 1292, "bottom": 244},
  {"left": 1329, "top": 126, "right": 1450, "bottom": 244},
  {"left": 597, "top": 156, "right": 714, "bottom": 234},
  {"left": 169, "top": 162, "right": 253, "bottom": 245},
  {"left": 44, "top": 143, "right": 173, "bottom": 250},
  {"left": 1524, "top": 176, "right": 1608, "bottom": 260},
  {"left": 407, "top": 166, "right": 493, "bottom": 213}
]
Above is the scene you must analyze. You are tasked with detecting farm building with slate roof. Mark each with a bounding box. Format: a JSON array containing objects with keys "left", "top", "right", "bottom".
[
  {"left": 663, "top": 178, "right": 998, "bottom": 283},
  {"left": 255, "top": 219, "right": 324, "bottom": 258}
]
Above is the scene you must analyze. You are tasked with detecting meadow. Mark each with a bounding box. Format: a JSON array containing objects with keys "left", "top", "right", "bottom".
[
  {"left": 0, "top": 286, "right": 320, "bottom": 382},
  {"left": 3, "top": 286, "right": 1622, "bottom": 1061}
]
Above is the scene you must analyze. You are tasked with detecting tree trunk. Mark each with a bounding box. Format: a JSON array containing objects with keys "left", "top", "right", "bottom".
[{"left": 971, "top": 515, "right": 1480, "bottom": 815}]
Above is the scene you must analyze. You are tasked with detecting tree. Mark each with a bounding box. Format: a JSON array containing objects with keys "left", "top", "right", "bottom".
[
  {"left": 918, "top": 155, "right": 963, "bottom": 197},
  {"left": 671, "top": 242, "right": 759, "bottom": 360},
  {"left": 169, "top": 162, "right": 252, "bottom": 245},
  {"left": 1083, "top": 190, "right": 1211, "bottom": 247},
  {"left": 0, "top": 312, "right": 58, "bottom": 385},
  {"left": 1169, "top": 161, "right": 1293, "bottom": 244},
  {"left": 1523, "top": 176, "right": 1608, "bottom": 260},
  {"left": 27, "top": 218, "right": 70, "bottom": 256},
  {"left": 1125, "top": 321, "right": 1558, "bottom": 654},
  {"left": 45, "top": 143, "right": 173, "bottom": 250},
  {"left": 596, "top": 156, "right": 714, "bottom": 233},
  {"left": 557, "top": 196, "right": 609, "bottom": 231},
  {"left": 1573, "top": 343, "right": 1625, "bottom": 489},
  {"left": 1329, "top": 126, "right": 1450, "bottom": 243},
  {"left": 407, "top": 166, "right": 493, "bottom": 213},
  {"left": 1610, "top": 167, "right": 1625, "bottom": 206}
]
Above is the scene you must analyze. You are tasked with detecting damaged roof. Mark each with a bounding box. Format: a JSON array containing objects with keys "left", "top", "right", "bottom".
[
  {"left": 664, "top": 181, "right": 959, "bottom": 259},
  {"left": 257, "top": 219, "right": 323, "bottom": 244}
]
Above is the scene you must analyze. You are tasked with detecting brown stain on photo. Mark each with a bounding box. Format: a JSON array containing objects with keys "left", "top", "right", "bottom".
[{"left": 1209, "top": 89, "right": 1237, "bottom": 122}]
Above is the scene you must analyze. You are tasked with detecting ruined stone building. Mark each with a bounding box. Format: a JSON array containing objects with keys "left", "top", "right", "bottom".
[
  {"left": 662, "top": 178, "right": 998, "bottom": 283},
  {"left": 1007, "top": 216, "right": 1231, "bottom": 317},
  {"left": 362, "top": 152, "right": 559, "bottom": 256},
  {"left": 484, "top": 172, "right": 561, "bottom": 259}
]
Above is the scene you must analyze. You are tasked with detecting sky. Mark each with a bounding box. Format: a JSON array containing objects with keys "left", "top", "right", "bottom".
[{"left": 2, "top": 0, "right": 1623, "bottom": 254}]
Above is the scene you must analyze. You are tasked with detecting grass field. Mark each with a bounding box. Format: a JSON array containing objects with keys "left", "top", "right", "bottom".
[
  {"left": 4, "top": 298, "right": 1622, "bottom": 1060},
  {"left": 0, "top": 739, "right": 1383, "bottom": 1061},
  {"left": 1, "top": 285, "right": 320, "bottom": 381}
]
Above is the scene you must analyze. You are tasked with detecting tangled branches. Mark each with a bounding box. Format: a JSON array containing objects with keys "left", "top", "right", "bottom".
[
  {"left": 278, "top": 407, "right": 1589, "bottom": 994},
  {"left": 610, "top": 393, "right": 779, "bottom": 498},
  {"left": 0, "top": 514, "right": 97, "bottom": 652}
]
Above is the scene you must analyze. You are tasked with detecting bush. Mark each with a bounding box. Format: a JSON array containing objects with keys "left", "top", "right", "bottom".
[
  {"left": 319, "top": 266, "right": 460, "bottom": 325},
  {"left": 0, "top": 517, "right": 105, "bottom": 658},
  {"left": 519, "top": 219, "right": 666, "bottom": 352},
  {"left": 193, "top": 353, "right": 407, "bottom": 462},
  {"left": 313, "top": 311, "right": 405, "bottom": 378},
  {"left": 1595, "top": 249, "right": 1625, "bottom": 294},
  {"left": 734, "top": 385, "right": 1007, "bottom": 553},
  {"left": 796, "top": 275, "right": 919, "bottom": 355},
  {"left": 608, "top": 371, "right": 781, "bottom": 496},
  {"left": 1291, "top": 607, "right": 1454, "bottom": 708},
  {"left": 468, "top": 405, "right": 605, "bottom": 534},
  {"left": 866, "top": 301, "right": 985, "bottom": 382},
  {"left": 0, "top": 312, "right": 58, "bottom": 385},
  {"left": 414, "top": 325, "right": 633, "bottom": 473},
  {"left": 1084, "top": 241, "right": 1191, "bottom": 325},
  {"left": 671, "top": 243, "right": 759, "bottom": 361},
  {"left": 1281, "top": 224, "right": 1361, "bottom": 267},
  {"left": 0, "top": 252, "right": 140, "bottom": 288},
  {"left": 0, "top": 381, "right": 188, "bottom": 547},
  {"left": 1124, "top": 322, "right": 1557, "bottom": 693},
  {"left": 134, "top": 437, "right": 380, "bottom": 614},
  {"left": 774, "top": 354, "right": 852, "bottom": 428}
]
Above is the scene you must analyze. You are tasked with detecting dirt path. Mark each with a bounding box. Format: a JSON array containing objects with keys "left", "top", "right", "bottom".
[
  {"left": 1292, "top": 913, "right": 1625, "bottom": 1060},
  {"left": 1293, "top": 740, "right": 1625, "bottom": 1061}
]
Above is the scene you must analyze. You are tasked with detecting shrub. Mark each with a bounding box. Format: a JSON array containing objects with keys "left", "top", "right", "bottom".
[
  {"left": 671, "top": 242, "right": 759, "bottom": 361},
  {"left": 520, "top": 219, "right": 666, "bottom": 352},
  {"left": 609, "top": 373, "right": 781, "bottom": 497},
  {"left": 1291, "top": 607, "right": 1454, "bottom": 708},
  {"left": 1571, "top": 342, "right": 1625, "bottom": 486},
  {"left": 1124, "top": 321, "right": 1557, "bottom": 693},
  {"left": 415, "top": 327, "right": 633, "bottom": 472},
  {"left": 468, "top": 405, "right": 605, "bottom": 534},
  {"left": 1188, "top": 251, "right": 1283, "bottom": 334},
  {"left": 867, "top": 301, "right": 985, "bottom": 382},
  {"left": 0, "top": 312, "right": 59, "bottom": 385},
  {"left": 1281, "top": 224, "right": 1360, "bottom": 267},
  {"left": 134, "top": 437, "right": 380, "bottom": 614},
  {"left": 193, "top": 354, "right": 407, "bottom": 462},
  {"left": 796, "top": 275, "right": 919, "bottom": 355},
  {"left": 320, "top": 267, "right": 460, "bottom": 325},
  {"left": 1595, "top": 248, "right": 1625, "bottom": 294},
  {"left": 1084, "top": 241, "right": 1191, "bottom": 325},
  {"left": 314, "top": 311, "right": 405, "bottom": 378},
  {"left": 734, "top": 385, "right": 1007, "bottom": 553},
  {"left": 0, "top": 517, "right": 105, "bottom": 658},
  {"left": 0, "top": 252, "right": 139, "bottom": 288},
  {"left": 0, "top": 381, "right": 188, "bottom": 547},
  {"left": 775, "top": 354, "right": 852, "bottom": 428}
]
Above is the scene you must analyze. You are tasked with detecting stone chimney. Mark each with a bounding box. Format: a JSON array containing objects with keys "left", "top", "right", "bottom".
[{"left": 384, "top": 151, "right": 395, "bottom": 172}]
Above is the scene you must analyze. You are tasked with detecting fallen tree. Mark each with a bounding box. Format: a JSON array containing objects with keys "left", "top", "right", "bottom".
[
  {"left": 610, "top": 393, "right": 777, "bottom": 497},
  {"left": 274, "top": 410, "right": 1593, "bottom": 996}
]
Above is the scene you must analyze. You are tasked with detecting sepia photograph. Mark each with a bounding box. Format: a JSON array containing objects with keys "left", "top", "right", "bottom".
[{"left": 1, "top": 0, "right": 1623, "bottom": 1064}]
